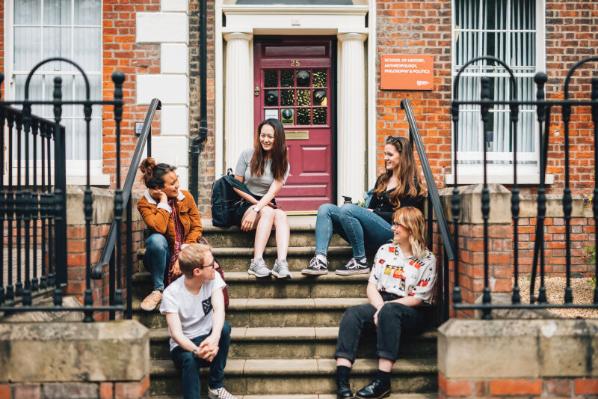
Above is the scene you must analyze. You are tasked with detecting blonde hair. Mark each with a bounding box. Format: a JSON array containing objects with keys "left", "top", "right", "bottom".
[
  {"left": 393, "top": 207, "right": 428, "bottom": 259},
  {"left": 178, "top": 243, "right": 212, "bottom": 277}
]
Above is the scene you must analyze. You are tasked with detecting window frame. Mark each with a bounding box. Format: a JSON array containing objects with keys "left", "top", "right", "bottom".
[
  {"left": 4, "top": 0, "right": 108, "bottom": 185},
  {"left": 448, "top": 0, "right": 547, "bottom": 185}
]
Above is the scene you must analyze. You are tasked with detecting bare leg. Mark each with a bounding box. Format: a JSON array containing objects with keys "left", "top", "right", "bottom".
[
  {"left": 273, "top": 209, "right": 290, "bottom": 260},
  {"left": 253, "top": 207, "right": 275, "bottom": 259},
  {"left": 378, "top": 358, "right": 393, "bottom": 372},
  {"left": 336, "top": 358, "right": 352, "bottom": 368}
]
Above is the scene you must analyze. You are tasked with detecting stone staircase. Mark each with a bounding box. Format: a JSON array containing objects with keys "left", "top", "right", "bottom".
[{"left": 132, "top": 221, "right": 439, "bottom": 398}]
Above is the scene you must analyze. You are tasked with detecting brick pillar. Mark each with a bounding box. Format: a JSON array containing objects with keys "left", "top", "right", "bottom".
[{"left": 441, "top": 184, "right": 513, "bottom": 317}]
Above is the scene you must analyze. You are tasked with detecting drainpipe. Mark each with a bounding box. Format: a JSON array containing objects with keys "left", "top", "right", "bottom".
[{"left": 189, "top": 0, "right": 208, "bottom": 202}]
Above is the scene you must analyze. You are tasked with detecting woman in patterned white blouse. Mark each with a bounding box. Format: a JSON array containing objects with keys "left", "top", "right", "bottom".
[{"left": 334, "top": 206, "right": 436, "bottom": 399}]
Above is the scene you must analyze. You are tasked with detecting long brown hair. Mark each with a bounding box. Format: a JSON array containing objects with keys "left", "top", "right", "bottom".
[
  {"left": 374, "top": 136, "right": 423, "bottom": 206},
  {"left": 250, "top": 118, "right": 289, "bottom": 180}
]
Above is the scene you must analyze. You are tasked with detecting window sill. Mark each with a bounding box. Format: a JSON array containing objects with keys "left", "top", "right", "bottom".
[
  {"left": 444, "top": 173, "right": 555, "bottom": 186},
  {"left": 66, "top": 173, "right": 111, "bottom": 187}
]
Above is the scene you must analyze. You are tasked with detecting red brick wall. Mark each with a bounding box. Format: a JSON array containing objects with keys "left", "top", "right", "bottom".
[
  {"left": 545, "top": 0, "right": 598, "bottom": 193},
  {"left": 102, "top": 0, "right": 161, "bottom": 186},
  {"left": 375, "top": 0, "right": 452, "bottom": 186},
  {"left": 439, "top": 373, "right": 598, "bottom": 398}
]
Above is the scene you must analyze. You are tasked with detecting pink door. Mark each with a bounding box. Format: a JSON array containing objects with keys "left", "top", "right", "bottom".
[{"left": 254, "top": 38, "right": 335, "bottom": 212}]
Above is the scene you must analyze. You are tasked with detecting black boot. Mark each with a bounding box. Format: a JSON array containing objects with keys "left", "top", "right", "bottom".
[
  {"left": 337, "top": 379, "right": 353, "bottom": 399},
  {"left": 355, "top": 378, "right": 390, "bottom": 399},
  {"left": 336, "top": 365, "right": 353, "bottom": 399}
]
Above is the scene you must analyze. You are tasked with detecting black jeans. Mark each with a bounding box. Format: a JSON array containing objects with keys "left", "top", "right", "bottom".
[
  {"left": 170, "top": 321, "right": 231, "bottom": 399},
  {"left": 335, "top": 302, "right": 425, "bottom": 362}
]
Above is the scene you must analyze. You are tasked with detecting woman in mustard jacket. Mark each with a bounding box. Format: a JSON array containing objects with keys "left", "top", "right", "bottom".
[{"left": 137, "top": 157, "right": 203, "bottom": 311}]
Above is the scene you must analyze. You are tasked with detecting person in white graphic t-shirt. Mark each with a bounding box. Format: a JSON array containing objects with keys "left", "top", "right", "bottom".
[{"left": 160, "top": 243, "right": 237, "bottom": 399}]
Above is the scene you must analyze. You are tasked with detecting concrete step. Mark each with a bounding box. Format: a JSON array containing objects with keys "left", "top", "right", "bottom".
[
  {"left": 134, "top": 297, "right": 368, "bottom": 329},
  {"left": 152, "top": 394, "right": 438, "bottom": 399},
  {"left": 149, "top": 357, "right": 437, "bottom": 396},
  {"left": 149, "top": 327, "right": 437, "bottom": 360},
  {"left": 132, "top": 271, "right": 370, "bottom": 300},
  {"left": 201, "top": 221, "right": 347, "bottom": 248},
  {"left": 136, "top": 246, "right": 354, "bottom": 273}
]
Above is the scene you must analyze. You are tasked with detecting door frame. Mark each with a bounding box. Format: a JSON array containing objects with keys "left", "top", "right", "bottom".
[{"left": 215, "top": 2, "right": 377, "bottom": 204}]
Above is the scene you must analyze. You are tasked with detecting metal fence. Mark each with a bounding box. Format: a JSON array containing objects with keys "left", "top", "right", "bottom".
[
  {"left": 0, "top": 58, "right": 126, "bottom": 320},
  {"left": 451, "top": 56, "right": 598, "bottom": 318}
]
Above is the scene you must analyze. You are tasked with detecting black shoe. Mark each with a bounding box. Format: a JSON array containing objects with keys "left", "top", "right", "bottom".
[
  {"left": 336, "top": 380, "right": 353, "bottom": 399},
  {"left": 355, "top": 378, "right": 390, "bottom": 399},
  {"left": 335, "top": 257, "right": 369, "bottom": 275}
]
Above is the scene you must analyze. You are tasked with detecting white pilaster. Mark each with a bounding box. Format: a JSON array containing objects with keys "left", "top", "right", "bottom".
[
  {"left": 223, "top": 32, "right": 254, "bottom": 171},
  {"left": 337, "top": 32, "right": 367, "bottom": 204}
]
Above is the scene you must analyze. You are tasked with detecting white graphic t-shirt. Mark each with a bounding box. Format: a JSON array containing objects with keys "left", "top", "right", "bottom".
[
  {"left": 160, "top": 272, "right": 227, "bottom": 351},
  {"left": 368, "top": 243, "right": 436, "bottom": 304}
]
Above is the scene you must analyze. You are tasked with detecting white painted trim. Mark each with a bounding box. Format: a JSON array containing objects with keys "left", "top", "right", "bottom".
[
  {"left": 444, "top": 173, "right": 554, "bottom": 186},
  {"left": 221, "top": 5, "right": 368, "bottom": 16},
  {"left": 367, "top": 0, "right": 377, "bottom": 189},
  {"left": 214, "top": 0, "right": 372, "bottom": 191},
  {"left": 215, "top": 0, "right": 224, "bottom": 176}
]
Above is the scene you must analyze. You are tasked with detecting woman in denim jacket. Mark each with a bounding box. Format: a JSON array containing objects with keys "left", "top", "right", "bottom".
[{"left": 302, "top": 136, "right": 425, "bottom": 276}]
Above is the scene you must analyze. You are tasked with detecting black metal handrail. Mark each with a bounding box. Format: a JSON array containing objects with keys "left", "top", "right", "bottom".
[
  {"left": 90, "top": 98, "right": 161, "bottom": 318},
  {"left": 401, "top": 99, "right": 455, "bottom": 260},
  {"left": 450, "top": 55, "right": 598, "bottom": 317},
  {"left": 401, "top": 99, "right": 455, "bottom": 323},
  {"left": 91, "top": 99, "right": 160, "bottom": 277}
]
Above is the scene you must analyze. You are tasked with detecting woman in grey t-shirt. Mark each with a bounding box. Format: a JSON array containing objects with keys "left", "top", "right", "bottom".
[{"left": 233, "top": 118, "right": 291, "bottom": 279}]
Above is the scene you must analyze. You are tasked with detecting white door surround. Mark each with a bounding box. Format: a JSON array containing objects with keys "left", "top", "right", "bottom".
[{"left": 215, "top": 2, "right": 378, "bottom": 205}]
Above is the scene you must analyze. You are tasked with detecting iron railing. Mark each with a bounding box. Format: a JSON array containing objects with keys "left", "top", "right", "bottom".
[
  {"left": 0, "top": 58, "right": 124, "bottom": 317},
  {"left": 91, "top": 98, "right": 161, "bottom": 320},
  {"left": 401, "top": 99, "right": 455, "bottom": 323},
  {"left": 451, "top": 56, "right": 598, "bottom": 318}
]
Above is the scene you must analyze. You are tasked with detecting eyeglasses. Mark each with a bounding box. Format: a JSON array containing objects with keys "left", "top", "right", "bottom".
[
  {"left": 198, "top": 259, "right": 215, "bottom": 269},
  {"left": 392, "top": 222, "right": 410, "bottom": 230},
  {"left": 385, "top": 136, "right": 403, "bottom": 152}
]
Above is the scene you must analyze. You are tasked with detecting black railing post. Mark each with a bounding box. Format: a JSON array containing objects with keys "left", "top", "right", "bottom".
[
  {"left": 52, "top": 77, "right": 66, "bottom": 306},
  {"left": 480, "top": 76, "right": 492, "bottom": 319},
  {"left": 6, "top": 112, "right": 15, "bottom": 305},
  {"left": 510, "top": 78, "right": 521, "bottom": 304},
  {"left": 126, "top": 198, "right": 133, "bottom": 319},
  {"left": 562, "top": 91, "right": 574, "bottom": 304},
  {"left": 22, "top": 101, "right": 33, "bottom": 306},
  {"left": 39, "top": 122, "right": 48, "bottom": 290},
  {"left": 451, "top": 101, "right": 462, "bottom": 306},
  {"left": 15, "top": 114, "right": 23, "bottom": 298},
  {"left": 530, "top": 73, "right": 549, "bottom": 304},
  {"left": 112, "top": 72, "right": 126, "bottom": 312},
  {"left": 83, "top": 97, "right": 94, "bottom": 322},
  {"left": 31, "top": 118, "right": 39, "bottom": 292},
  {"left": 592, "top": 77, "right": 598, "bottom": 305}
]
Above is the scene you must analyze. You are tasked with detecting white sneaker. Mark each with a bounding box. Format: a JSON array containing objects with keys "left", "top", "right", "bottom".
[
  {"left": 208, "top": 387, "right": 237, "bottom": 399},
  {"left": 272, "top": 259, "right": 291, "bottom": 279},
  {"left": 248, "top": 257, "right": 271, "bottom": 278}
]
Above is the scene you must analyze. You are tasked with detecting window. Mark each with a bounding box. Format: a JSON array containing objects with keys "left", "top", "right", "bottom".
[
  {"left": 452, "top": 0, "right": 544, "bottom": 182},
  {"left": 8, "top": 0, "right": 102, "bottom": 166}
]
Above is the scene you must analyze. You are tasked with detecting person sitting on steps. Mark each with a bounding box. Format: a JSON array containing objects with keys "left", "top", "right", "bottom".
[
  {"left": 335, "top": 206, "right": 436, "bottom": 399},
  {"left": 232, "top": 118, "right": 291, "bottom": 279},
  {"left": 302, "top": 136, "right": 425, "bottom": 276},
  {"left": 138, "top": 157, "right": 205, "bottom": 311},
  {"left": 160, "top": 243, "right": 236, "bottom": 399}
]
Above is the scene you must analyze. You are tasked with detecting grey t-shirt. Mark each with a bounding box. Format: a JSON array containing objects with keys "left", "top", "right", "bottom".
[{"left": 234, "top": 148, "right": 290, "bottom": 196}]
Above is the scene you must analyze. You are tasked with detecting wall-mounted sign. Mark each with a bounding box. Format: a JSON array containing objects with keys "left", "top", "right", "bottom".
[{"left": 380, "top": 55, "right": 434, "bottom": 91}]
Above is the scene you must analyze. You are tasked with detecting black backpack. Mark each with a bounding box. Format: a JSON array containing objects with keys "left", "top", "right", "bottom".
[{"left": 211, "top": 170, "right": 239, "bottom": 228}]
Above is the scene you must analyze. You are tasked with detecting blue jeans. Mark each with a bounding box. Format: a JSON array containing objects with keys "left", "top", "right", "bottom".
[
  {"left": 144, "top": 233, "right": 170, "bottom": 291},
  {"left": 171, "top": 321, "right": 232, "bottom": 399},
  {"left": 314, "top": 203, "right": 393, "bottom": 259}
]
